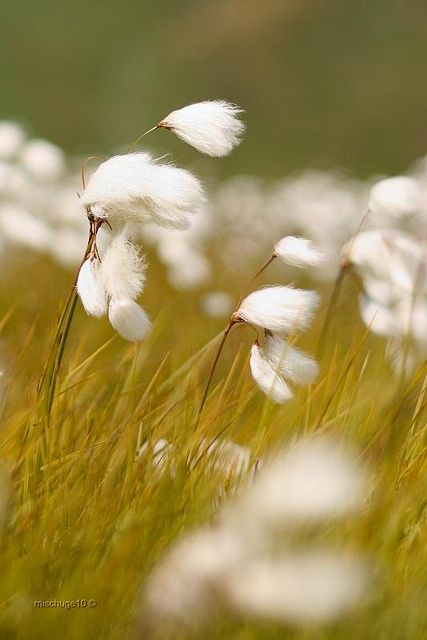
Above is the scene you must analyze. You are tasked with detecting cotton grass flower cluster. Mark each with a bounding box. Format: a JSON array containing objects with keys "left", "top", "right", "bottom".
[
  {"left": 227, "top": 236, "right": 322, "bottom": 403},
  {"left": 342, "top": 228, "right": 427, "bottom": 373},
  {"left": 0, "top": 121, "right": 87, "bottom": 267},
  {"left": 75, "top": 100, "right": 245, "bottom": 340},
  {"left": 138, "top": 437, "right": 369, "bottom": 636}
]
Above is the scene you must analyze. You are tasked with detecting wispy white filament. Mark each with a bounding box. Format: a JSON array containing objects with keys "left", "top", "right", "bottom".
[
  {"left": 274, "top": 236, "right": 324, "bottom": 267},
  {"left": 250, "top": 344, "right": 293, "bottom": 404},
  {"left": 99, "top": 234, "right": 146, "bottom": 301},
  {"left": 76, "top": 258, "right": 108, "bottom": 318},
  {"left": 81, "top": 153, "right": 205, "bottom": 229},
  {"left": 108, "top": 298, "right": 151, "bottom": 341},
  {"left": 264, "top": 333, "right": 319, "bottom": 384},
  {"left": 238, "top": 286, "right": 319, "bottom": 334},
  {"left": 158, "top": 100, "right": 245, "bottom": 157}
]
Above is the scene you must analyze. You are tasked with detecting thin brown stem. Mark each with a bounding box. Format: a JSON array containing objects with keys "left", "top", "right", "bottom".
[
  {"left": 250, "top": 254, "right": 276, "bottom": 285},
  {"left": 80, "top": 155, "right": 107, "bottom": 190},
  {"left": 38, "top": 221, "right": 100, "bottom": 421},
  {"left": 195, "top": 252, "right": 277, "bottom": 427},
  {"left": 125, "top": 125, "right": 159, "bottom": 154},
  {"left": 195, "top": 320, "right": 236, "bottom": 428}
]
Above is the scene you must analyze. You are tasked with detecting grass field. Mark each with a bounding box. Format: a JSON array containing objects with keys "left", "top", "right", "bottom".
[{"left": 0, "top": 246, "right": 425, "bottom": 640}]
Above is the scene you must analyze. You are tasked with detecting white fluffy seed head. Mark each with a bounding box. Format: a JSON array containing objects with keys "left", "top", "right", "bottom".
[
  {"left": 237, "top": 438, "right": 366, "bottom": 528},
  {"left": 158, "top": 100, "right": 245, "bottom": 157},
  {"left": 99, "top": 234, "right": 146, "bottom": 301},
  {"left": 225, "top": 552, "right": 368, "bottom": 624},
  {"left": 264, "top": 333, "right": 319, "bottom": 385},
  {"left": 76, "top": 259, "right": 108, "bottom": 318},
  {"left": 368, "top": 176, "right": 423, "bottom": 217},
  {"left": 108, "top": 299, "right": 151, "bottom": 341},
  {"left": 238, "top": 286, "right": 320, "bottom": 334},
  {"left": 0, "top": 121, "right": 25, "bottom": 159},
  {"left": 81, "top": 153, "right": 205, "bottom": 229},
  {"left": 250, "top": 344, "right": 293, "bottom": 404},
  {"left": 359, "top": 295, "right": 400, "bottom": 337},
  {"left": 20, "top": 140, "right": 66, "bottom": 181},
  {"left": 140, "top": 528, "right": 245, "bottom": 632},
  {"left": 274, "top": 236, "right": 325, "bottom": 268}
]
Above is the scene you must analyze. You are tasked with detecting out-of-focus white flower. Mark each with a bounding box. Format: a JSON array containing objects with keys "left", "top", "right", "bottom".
[
  {"left": 359, "top": 295, "right": 400, "bottom": 337},
  {"left": 0, "top": 162, "right": 27, "bottom": 197},
  {"left": 369, "top": 176, "right": 423, "bottom": 217},
  {"left": 274, "top": 236, "right": 324, "bottom": 268},
  {"left": 236, "top": 438, "right": 366, "bottom": 528},
  {"left": 76, "top": 258, "right": 107, "bottom": 318},
  {"left": 249, "top": 343, "right": 293, "bottom": 404},
  {"left": 108, "top": 298, "right": 151, "bottom": 341},
  {"left": 20, "top": 140, "right": 66, "bottom": 181},
  {"left": 49, "top": 228, "right": 86, "bottom": 266},
  {"left": 158, "top": 100, "right": 245, "bottom": 157},
  {"left": 0, "top": 122, "right": 25, "bottom": 159},
  {"left": 141, "top": 528, "right": 245, "bottom": 631},
  {"left": 0, "top": 204, "right": 51, "bottom": 251},
  {"left": 81, "top": 153, "right": 205, "bottom": 230},
  {"left": 168, "top": 251, "right": 211, "bottom": 289},
  {"left": 343, "top": 230, "right": 426, "bottom": 297},
  {"left": 201, "top": 291, "right": 233, "bottom": 318},
  {"left": 225, "top": 551, "right": 368, "bottom": 624},
  {"left": 99, "top": 233, "right": 146, "bottom": 301},
  {"left": 396, "top": 297, "right": 427, "bottom": 348},
  {"left": 237, "top": 286, "right": 319, "bottom": 334},
  {"left": 264, "top": 333, "right": 319, "bottom": 384}
]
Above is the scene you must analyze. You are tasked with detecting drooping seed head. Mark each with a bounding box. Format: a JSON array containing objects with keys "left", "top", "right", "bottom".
[
  {"left": 108, "top": 298, "right": 151, "bottom": 341},
  {"left": 238, "top": 286, "right": 320, "bottom": 335},
  {"left": 274, "top": 236, "right": 324, "bottom": 268},
  {"left": 158, "top": 100, "right": 245, "bottom": 157},
  {"left": 81, "top": 152, "right": 205, "bottom": 229}
]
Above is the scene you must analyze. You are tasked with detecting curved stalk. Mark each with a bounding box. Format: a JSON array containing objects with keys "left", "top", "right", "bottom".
[{"left": 38, "top": 221, "right": 100, "bottom": 421}]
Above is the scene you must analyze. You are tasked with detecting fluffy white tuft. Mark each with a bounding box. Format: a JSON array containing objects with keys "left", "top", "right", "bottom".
[
  {"left": 0, "top": 121, "right": 25, "bottom": 159},
  {"left": 225, "top": 552, "right": 368, "bottom": 624},
  {"left": 264, "top": 333, "right": 319, "bottom": 384},
  {"left": 108, "top": 298, "right": 151, "bottom": 341},
  {"left": 20, "top": 140, "right": 66, "bottom": 181},
  {"left": 238, "top": 438, "right": 366, "bottom": 528},
  {"left": 368, "top": 176, "right": 422, "bottom": 217},
  {"left": 158, "top": 100, "right": 245, "bottom": 157},
  {"left": 238, "top": 286, "right": 319, "bottom": 334},
  {"left": 249, "top": 343, "right": 293, "bottom": 404},
  {"left": 100, "top": 234, "right": 146, "bottom": 301},
  {"left": 0, "top": 204, "right": 51, "bottom": 251},
  {"left": 81, "top": 153, "right": 205, "bottom": 229},
  {"left": 359, "top": 295, "right": 400, "bottom": 337},
  {"left": 274, "top": 236, "right": 324, "bottom": 268},
  {"left": 76, "top": 258, "right": 108, "bottom": 318}
]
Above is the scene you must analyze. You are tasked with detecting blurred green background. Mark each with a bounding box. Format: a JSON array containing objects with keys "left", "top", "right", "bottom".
[{"left": 0, "top": 0, "right": 426, "bottom": 178}]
